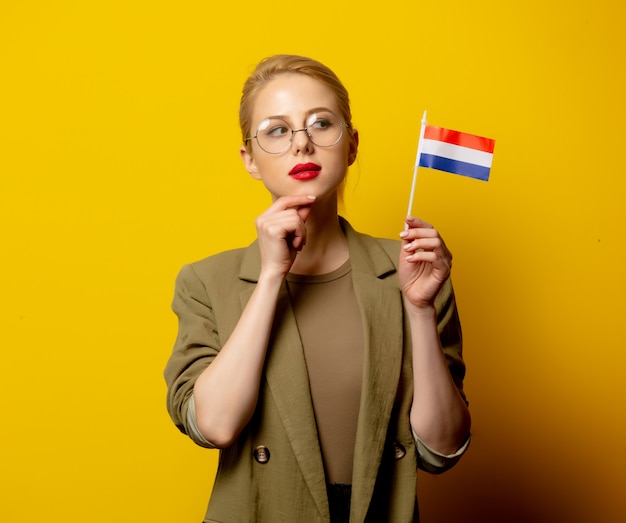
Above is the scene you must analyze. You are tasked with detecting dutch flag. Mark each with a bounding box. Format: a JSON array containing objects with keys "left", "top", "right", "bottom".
[{"left": 419, "top": 126, "right": 496, "bottom": 182}]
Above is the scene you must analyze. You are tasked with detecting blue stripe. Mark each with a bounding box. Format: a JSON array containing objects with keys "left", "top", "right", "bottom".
[{"left": 419, "top": 153, "right": 490, "bottom": 181}]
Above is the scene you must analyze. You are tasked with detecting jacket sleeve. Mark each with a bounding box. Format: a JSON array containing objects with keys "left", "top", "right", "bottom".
[
  {"left": 415, "top": 431, "right": 470, "bottom": 473},
  {"left": 164, "top": 263, "right": 221, "bottom": 439}
]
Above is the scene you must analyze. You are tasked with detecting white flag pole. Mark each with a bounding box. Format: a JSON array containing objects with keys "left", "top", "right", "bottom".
[{"left": 405, "top": 110, "right": 428, "bottom": 225}]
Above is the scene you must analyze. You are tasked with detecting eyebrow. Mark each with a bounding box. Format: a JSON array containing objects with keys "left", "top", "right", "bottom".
[{"left": 262, "top": 107, "right": 334, "bottom": 122}]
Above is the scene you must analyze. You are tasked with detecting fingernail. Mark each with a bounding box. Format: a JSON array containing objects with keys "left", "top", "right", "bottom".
[
  {"left": 399, "top": 231, "right": 408, "bottom": 238},
  {"left": 307, "top": 195, "right": 316, "bottom": 200}
]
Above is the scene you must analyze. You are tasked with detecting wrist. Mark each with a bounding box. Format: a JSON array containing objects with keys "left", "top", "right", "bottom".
[
  {"left": 257, "top": 269, "right": 287, "bottom": 289},
  {"left": 404, "top": 300, "right": 436, "bottom": 319}
]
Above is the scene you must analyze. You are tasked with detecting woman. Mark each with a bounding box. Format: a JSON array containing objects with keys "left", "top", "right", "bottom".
[{"left": 164, "top": 54, "right": 471, "bottom": 523}]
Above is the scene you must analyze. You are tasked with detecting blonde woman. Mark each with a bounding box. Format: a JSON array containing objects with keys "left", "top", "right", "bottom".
[{"left": 165, "top": 54, "right": 471, "bottom": 523}]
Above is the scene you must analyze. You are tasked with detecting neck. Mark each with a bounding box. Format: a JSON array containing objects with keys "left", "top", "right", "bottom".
[{"left": 289, "top": 195, "right": 349, "bottom": 275}]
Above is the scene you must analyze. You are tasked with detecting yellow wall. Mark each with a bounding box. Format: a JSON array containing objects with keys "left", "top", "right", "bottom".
[{"left": 1, "top": 1, "right": 624, "bottom": 522}]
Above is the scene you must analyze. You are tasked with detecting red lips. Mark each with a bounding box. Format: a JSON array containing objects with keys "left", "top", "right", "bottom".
[{"left": 289, "top": 163, "right": 321, "bottom": 180}]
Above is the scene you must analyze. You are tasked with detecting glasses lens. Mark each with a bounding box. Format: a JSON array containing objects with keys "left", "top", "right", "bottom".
[
  {"left": 306, "top": 112, "right": 343, "bottom": 147},
  {"left": 253, "top": 112, "right": 345, "bottom": 154},
  {"left": 256, "top": 118, "right": 292, "bottom": 154}
]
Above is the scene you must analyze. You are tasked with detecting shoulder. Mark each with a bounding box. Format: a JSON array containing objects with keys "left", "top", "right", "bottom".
[
  {"left": 176, "top": 245, "right": 252, "bottom": 289},
  {"left": 191, "top": 247, "right": 248, "bottom": 273}
]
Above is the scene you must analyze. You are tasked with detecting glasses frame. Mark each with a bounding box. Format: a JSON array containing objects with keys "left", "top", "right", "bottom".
[{"left": 245, "top": 111, "right": 349, "bottom": 155}]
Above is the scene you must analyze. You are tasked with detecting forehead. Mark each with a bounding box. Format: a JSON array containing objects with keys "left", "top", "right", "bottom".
[{"left": 252, "top": 73, "right": 339, "bottom": 123}]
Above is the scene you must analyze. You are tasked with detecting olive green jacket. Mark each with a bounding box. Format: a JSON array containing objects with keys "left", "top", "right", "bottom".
[{"left": 164, "top": 219, "right": 466, "bottom": 523}]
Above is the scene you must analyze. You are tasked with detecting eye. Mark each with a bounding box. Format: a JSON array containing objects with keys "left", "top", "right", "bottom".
[
  {"left": 258, "top": 118, "right": 291, "bottom": 139},
  {"left": 311, "top": 118, "right": 332, "bottom": 130},
  {"left": 307, "top": 112, "right": 338, "bottom": 131},
  {"left": 265, "top": 124, "right": 290, "bottom": 137}
]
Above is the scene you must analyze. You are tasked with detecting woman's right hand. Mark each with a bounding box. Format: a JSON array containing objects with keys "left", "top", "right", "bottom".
[
  {"left": 192, "top": 192, "right": 316, "bottom": 447},
  {"left": 255, "top": 195, "right": 316, "bottom": 278}
]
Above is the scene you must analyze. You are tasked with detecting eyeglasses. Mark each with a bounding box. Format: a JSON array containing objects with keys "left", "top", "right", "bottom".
[{"left": 245, "top": 111, "right": 348, "bottom": 154}]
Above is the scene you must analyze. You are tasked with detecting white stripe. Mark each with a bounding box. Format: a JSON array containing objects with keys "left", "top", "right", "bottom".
[{"left": 422, "top": 139, "right": 493, "bottom": 168}]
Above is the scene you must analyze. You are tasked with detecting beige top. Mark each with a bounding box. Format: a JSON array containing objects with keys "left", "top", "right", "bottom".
[{"left": 286, "top": 260, "right": 363, "bottom": 485}]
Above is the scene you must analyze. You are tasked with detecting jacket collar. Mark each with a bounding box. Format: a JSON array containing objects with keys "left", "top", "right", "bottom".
[{"left": 238, "top": 217, "right": 397, "bottom": 283}]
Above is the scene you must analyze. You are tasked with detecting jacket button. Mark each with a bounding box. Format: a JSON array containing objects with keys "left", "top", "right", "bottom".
[
  {"left": 254, "top": 445, "right": 270, "bottom": 464},
  {"left": 393, "top": 442, "right": 406, "bottom": 460}
]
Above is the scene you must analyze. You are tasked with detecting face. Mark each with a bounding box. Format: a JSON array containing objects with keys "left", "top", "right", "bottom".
[{"left": 240, "top": 74, "right": 358, "bottom": 201}]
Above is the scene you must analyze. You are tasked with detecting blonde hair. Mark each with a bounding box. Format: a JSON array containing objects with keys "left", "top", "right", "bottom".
[{"left": 239, "top": 54, "right": 353, "bottom": 147}]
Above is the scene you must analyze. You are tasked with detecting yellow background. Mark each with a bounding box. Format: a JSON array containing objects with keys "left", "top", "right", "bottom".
[{"left": 1, "top": 1, "right": 624, "bottom": 522}]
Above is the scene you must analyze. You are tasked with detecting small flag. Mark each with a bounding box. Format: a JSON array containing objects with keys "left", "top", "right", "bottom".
[{"left": 419, "top": 126, "right": 495, "bottom": 181}]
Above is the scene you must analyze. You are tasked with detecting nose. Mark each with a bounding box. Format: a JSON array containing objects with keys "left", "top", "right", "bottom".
[{"left": 290, "top": 128, "right": 313, "bottom": 152}]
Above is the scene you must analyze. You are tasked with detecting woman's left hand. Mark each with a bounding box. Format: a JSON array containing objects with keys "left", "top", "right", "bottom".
[{"left": 398, "top": 216, "right": 452, "bottom": 309}]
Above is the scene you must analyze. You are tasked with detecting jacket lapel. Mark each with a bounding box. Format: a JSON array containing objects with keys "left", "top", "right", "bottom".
[
  {"left": 343, "top": 222, "right": 404, "bottom": 522},
  {"left": 239, "top": 243, "right": 329, "bottom": 519}
]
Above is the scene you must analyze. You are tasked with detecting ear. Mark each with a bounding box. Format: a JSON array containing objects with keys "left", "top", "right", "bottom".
[
  {"left": 240, "top": 145, "right": 262, "bottom": 180},
  {"left": 347, "top": 129, "right": 359, "bottom": 166}
]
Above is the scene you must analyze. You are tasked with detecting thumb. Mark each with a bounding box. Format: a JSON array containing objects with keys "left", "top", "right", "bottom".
[
  {"left": 291, "top": 204, "right": 315, "bottom": 251},
  {"left": 295, "top": 195, "right": 316, "bottom": 223},
  {"left": 296, "top": 203, "right": 314, "bottom": 223}
]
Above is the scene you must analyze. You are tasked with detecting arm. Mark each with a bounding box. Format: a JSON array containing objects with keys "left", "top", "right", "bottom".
[
  {"left": 191, "top": 270, "right": 283, "bottom": 447},
  {"left": 399, "top": 216, "right": 471, "bottom": 456},
  {"left": 190, "top": 195, "right": 316, "bottom": 447}
]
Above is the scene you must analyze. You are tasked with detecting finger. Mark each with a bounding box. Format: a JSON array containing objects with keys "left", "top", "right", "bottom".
[
  {"left": 404, "top": 246, "right": 447, "bottom": 264},
  {"left": 400, "top": 217, "right": 436, "bottom": 241},
  {"left": 264, "top": 210, "right": 309, "bottom": 252},
  {"left": 405, "top": 216, "right": 433, "bottom": 229},
  {"left": 257, "top": 196, "right": 314, "bottom": 237},
  {"left": 291, "top": 231, "right": 306, "bottom": 251},
  {"left": 267, "top": 194, "right": 317, "bottom": 214},
  {"left": 405, "top": 250, "right": 438, "bottom": 263},
  {"left": 258, "top": 210, "right": 305, "bottom": 237},
  {"left": 403, "top": 237, "right": 443, "bottom": 253},
  {"left": 296, "top": 202, "right": 314, "bottom": 224},
  {"left": 400, "top": 227, "right": 440, "bottom": 245}
]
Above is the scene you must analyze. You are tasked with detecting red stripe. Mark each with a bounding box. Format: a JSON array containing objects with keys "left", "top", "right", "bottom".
[{"left": 424, "top": 125, "right": 495, "bottom": 153}]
